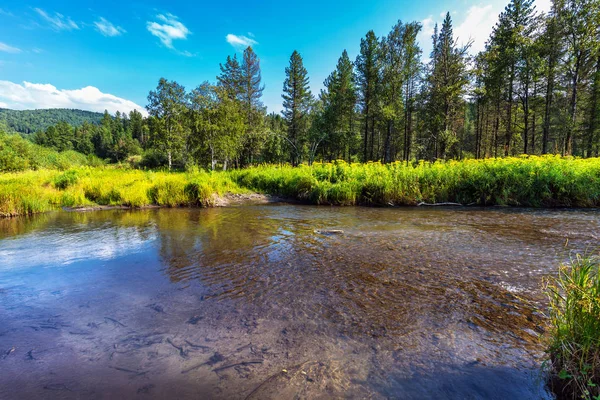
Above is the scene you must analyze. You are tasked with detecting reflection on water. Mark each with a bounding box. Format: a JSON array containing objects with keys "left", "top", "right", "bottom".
[{"left": 1, "top": 206, "right": 598, "bottom": 399}]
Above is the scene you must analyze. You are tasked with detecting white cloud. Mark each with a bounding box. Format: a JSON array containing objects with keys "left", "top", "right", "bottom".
[
  {"left": 34, "top": 8, "right": 79, "bottom": 31},
  {"left": 226, "top": 34, "right": 258, "bottom": 50},
  {"left": 146, "top": 13, "right": 190, "bottom": 49},
  {"left": 0, "top": 81, "right": 147, "bottom": 116},
  {"left": 454, "top": 4, "right": 496, "bottom": 54},
  {"left": 534, "top": 0, "right": 553, "bottom": 15},
  {"left": 0, "top": 8, "right": 14, "bottom": 17},
  {"left": 0, "top": 42, "right": 21, "bottom": 54},
  {"left": 419, "top": 1, "right": 553, "bottom": 58},
  {"left": 94, "top": 17, "right": 126, "bottom": 37},
  {"left": 417, "top": 16, "right": 436, "bottom": 62}
]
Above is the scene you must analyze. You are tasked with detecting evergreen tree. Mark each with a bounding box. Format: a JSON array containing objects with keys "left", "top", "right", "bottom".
[
  {"left": 562, "top": 0, "right": 600, "bottom": 155},
  {"left": 129, "top": 109, "right": 145, "bottom": 145},
  {"left": 282, "top": 50, "right": 312, "bottom": 165},
  {"left": 401, "top": 22, "right": 422, "bottom": 162},
  {"left": 217, "top": 55, "right": 243, "bottom": 99},
  {"left": 321, "top": 50, "right": 357, "bottom": 160},
  {"left": 355, "top": 31, "right": 381, "bottom": 161},
  {"left": 424, "top": 13, "right": 471, "bottom": 159},
  {"left": 491, "top": 0, "right": 537, "bottom": 155},
  {"left": 239, "top": 46, "right": 267, "bottom": 165},
  {"left": 381, "top": 21, "right": 406, "bottom": 162}
]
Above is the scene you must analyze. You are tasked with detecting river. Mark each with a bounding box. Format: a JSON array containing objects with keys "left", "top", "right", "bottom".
[{"left": 1, "top": 205, "right": 599, "bottom": 399}]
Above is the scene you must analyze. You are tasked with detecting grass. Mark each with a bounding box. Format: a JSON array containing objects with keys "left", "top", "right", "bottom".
[
  {"left": 0, "top": 167, "right": 244, "bottom": 217},
  {"left": 0, "top": 132, "right": 102, "bottom": 172},
  {"left": 545, "top": 253, "right": 600, "bottom": 400},
  {"left": 230, "top": 156, "right": 600, "bottom": 207},
  {"left": 1, "top": 155, "right": 600, "bottom": 217}
]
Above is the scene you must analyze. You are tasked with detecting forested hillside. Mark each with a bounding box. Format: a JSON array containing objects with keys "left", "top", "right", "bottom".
[{"left": 0, "top": 108, "right": 104, "bottom": 135}]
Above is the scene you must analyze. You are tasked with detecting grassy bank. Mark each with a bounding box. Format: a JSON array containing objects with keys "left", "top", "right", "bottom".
[
  {"left": 1, "top": 155, "right": 600, "bottom": 217},
  {"left": 0, "top": 132, "right": 103, "bottom": 172},
  {"left": 231, "top": 156, "right": 600, "bottom": 207},
  {"left": 546, "top": 253, "right": 600, "bottom": 400},
  {"left": 0, "top": 167, "right": 243, "bottom": 217}
]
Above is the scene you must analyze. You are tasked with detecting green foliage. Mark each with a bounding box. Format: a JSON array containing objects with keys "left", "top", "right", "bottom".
[
  {"left": 0, "top": 108, "right": 104, "bottom": 135},
  {"left": 546, "top": 253, "right": 600, "bottom": 400},
  {"left": 54, "top": 170, "right": 80, "bottom": 189},
  {"left": 0, "top": 166, "right": 245, "bottom": 217},
  {"left": 283, "top": 50, "right": 313, "bottom": 166},
  {"left": 1, "top": 156, "right": 599, "bottom": 218},
  {"left": 230, "top": 156, "right": 600, "bottom": 207},
  {"left": 146, "top": 78, "right": 189, "bottom": 170},
  {"left": 0, "top": 132, "right": 102, "bottom": 172}
]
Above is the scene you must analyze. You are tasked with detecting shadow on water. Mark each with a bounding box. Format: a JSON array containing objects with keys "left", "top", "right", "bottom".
[{"left": 1, "top": 205, "right": 598, "bottom": 398}]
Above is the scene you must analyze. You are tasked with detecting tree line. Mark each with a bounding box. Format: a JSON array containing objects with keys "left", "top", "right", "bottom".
[{"left": 32, "top": 0, "right": 600, "bottom": 169}]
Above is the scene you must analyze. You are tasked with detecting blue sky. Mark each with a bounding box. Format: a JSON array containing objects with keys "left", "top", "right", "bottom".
[{"left": 0, "top": 0, "right": 551, "bottom": 116}]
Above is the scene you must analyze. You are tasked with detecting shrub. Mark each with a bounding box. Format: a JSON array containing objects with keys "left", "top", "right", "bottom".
[{"left": 54, "top": 170, "right": 80, "bottom": 189}]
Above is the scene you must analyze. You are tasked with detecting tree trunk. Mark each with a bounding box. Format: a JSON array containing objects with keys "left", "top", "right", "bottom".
[
  {"left": 384, "top": 120, "right": 392, "bottom": 163},
  {"left": 505, "top": 64, "right": 515, "bottom": 156},
  {"left": 566, "top": 53, "right": 581, "bottom": 156},
  {"left": 494, "top": 99, "right": 501, "bottom": 158},
  {"left": 363, "top": 104, "right": 369, "bottom": 162},
  {"left": 586, "top": 55, "right": 600, "bottom": 157},
  {"left": 542, "top": 51, "right": 556, "bottom": 154}
]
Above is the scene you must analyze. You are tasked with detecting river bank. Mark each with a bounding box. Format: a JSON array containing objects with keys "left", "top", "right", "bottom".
[{"left": 1, "top": 155, "right": 599, "bottom": 218}]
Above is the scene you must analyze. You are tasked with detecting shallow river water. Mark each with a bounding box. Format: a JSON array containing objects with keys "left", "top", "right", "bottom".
[{"left": 1, "top": 205, "right": 599, "bottom": 399}]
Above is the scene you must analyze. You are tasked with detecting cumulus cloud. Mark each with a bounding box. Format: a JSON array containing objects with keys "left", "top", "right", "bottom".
[
  {"left": 146, "top": 13, "right": 190, "bottom": 49},
  {"left": 0, "top": 42, "right": 21, "bottom": 54},
  {"left": 94, "top": 17, "right": 126, "bottom": 37},
  {"left": 0, "top": 81, "right": 147, "bottom": 116},
  {"left": 34, "top": 8, "right": 79, "bottom": 31},
  {"left": 226, "top": 34, "right": 258, "bottom": 50}
]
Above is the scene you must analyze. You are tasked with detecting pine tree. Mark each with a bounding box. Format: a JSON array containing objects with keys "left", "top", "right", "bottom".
[
  {"left": 355, "top": 31, "right": 381, "bottom": 161},
  {"left": 239, "top": 46, "right": 266, "bottom": 165},
  {"left": 424, "top": 13, "right": 471, "bottom": 159},
  {"left": 381, "top": 21, "right": 406, "bottom": 162},
  {"left": 282, "top": 50, "right": 312, "bottom": 166},
  {"left": 562, "top": 0, "right": 600, "bottom": 155},
  {"left": 491, "top": 0, "right": 537, "bottom": 155},
  {"left": 217, "top": 55, "right": 243, "bottom": 100},
  {"left": 320, "top": 50, "right": 357, "bottom": 160},
  {"left": 401, "top": 22, "right": 422, "bottom": 162}
]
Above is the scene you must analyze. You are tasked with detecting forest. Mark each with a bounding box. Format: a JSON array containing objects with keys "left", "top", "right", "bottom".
[
  {"left": 1, "top": 0, "right": 597, "bottom": 172},
  {"left": 0, "top": 108, "right": 104, "bottom": 135}
]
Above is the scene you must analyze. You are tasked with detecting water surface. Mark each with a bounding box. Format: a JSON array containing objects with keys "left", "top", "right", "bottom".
[{"left": 1, "top": 205, "right": 598, "bottom": 399}]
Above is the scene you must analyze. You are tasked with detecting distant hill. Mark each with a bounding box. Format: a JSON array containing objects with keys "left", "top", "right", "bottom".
[{"left": 0, "top": 108, "right": 105, "bottom": 135}]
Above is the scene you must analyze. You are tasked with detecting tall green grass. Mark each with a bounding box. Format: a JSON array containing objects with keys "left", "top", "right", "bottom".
[
  {"left": 0, "top": 167, "right": 244, "bottom": 217},
  {"left": 1, "top": 156, "right": 600, "bottom": 217},
  {"left": 230, "top": 156, "right": 600, "bottom": 207},
  {"left": 546, "top": 253, "right": 600, "bottom": 400}
]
